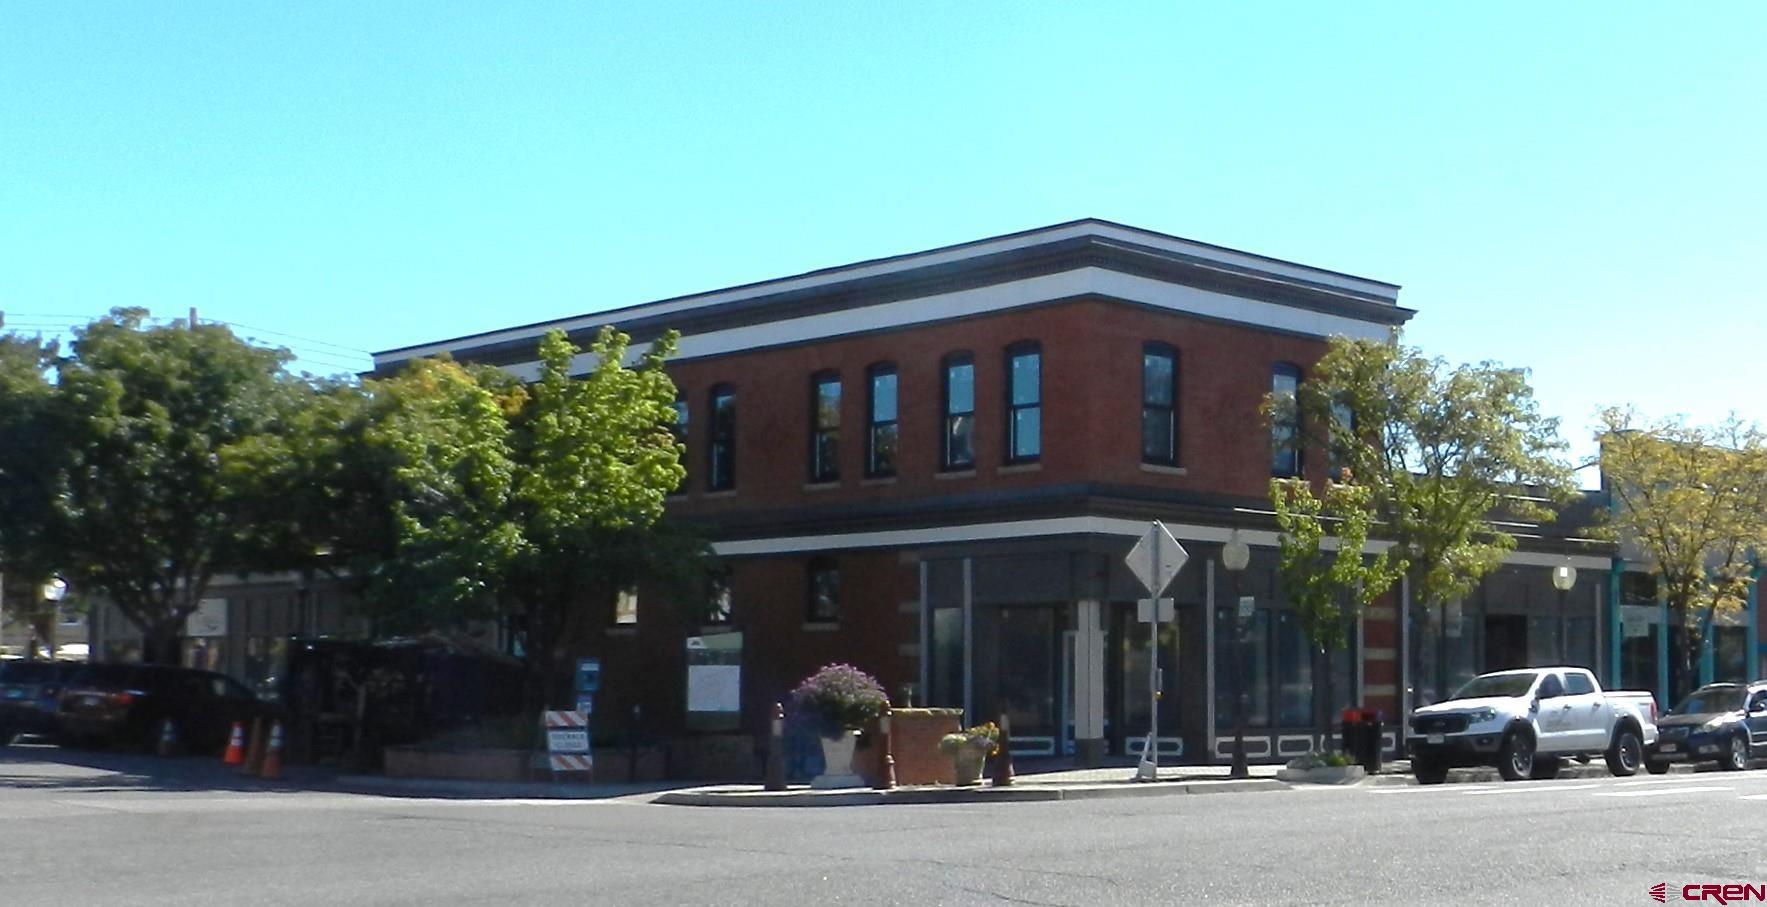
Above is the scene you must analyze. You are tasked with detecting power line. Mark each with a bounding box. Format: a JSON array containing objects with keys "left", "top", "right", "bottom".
[{"left": 211, "top": 320, "right": 374, "bottom": 356}]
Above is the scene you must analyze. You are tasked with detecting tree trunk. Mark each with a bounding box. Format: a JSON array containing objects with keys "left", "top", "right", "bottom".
[{"left": 141, "top": 622, "right": 182, "bottom": 665}]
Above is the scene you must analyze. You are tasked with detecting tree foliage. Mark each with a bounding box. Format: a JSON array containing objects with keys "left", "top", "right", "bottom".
[
  {"left": 0, "top": 334, "right": 66, "bottom": 615},
  {"left": 34, "top": 309, "right": 299, "bottom": 662},
  {"left": 1271, "top": 476, "right": 1407, "bottom": 743},
  {"left": 1596, "top": 408, "right": 1767, "bottom": 689},
  {"left": 1271, "top": 477, "right": 1408, "bottom": 654},
  {"left": 1282, "top": 337, "right": 1576, "bottom": 612}
]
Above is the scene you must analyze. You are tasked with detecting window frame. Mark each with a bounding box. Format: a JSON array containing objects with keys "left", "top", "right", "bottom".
[
  {"left": 808, "top": 371, "right": 841, "bottom": 483},
  {"left": 707, "top": 383, "right": 736, "bottom": 491},
  {"left": 1270, "top": 362, "right": 1303, "bottom": 478},
  {"left": 1004, "top": 341, "right": 1041, "bottom": 465},
  {"left": 940, "top": 351, "right": 976, "bottom": 472},
  {"left": 1141, "top": 342, "right": 1179, "bottom": 466},
  {"left": 865, "top": 362, "right": 898, "bottom": 478},
  {"left": 669, "top": 394, "right": 689, "bottom": 493},
  {"left": 806, "top": 556, "right": 840, "bottom": 624}
]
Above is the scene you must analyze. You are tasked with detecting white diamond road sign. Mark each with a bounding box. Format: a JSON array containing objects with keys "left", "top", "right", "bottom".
[{"left": 1123, "top": 520, "right": 1187, "bottom": 598}]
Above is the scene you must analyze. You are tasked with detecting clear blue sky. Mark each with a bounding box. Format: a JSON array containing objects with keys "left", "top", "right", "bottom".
[{"left": 4, "top": 4, "right": 1763, "bottom": 478}]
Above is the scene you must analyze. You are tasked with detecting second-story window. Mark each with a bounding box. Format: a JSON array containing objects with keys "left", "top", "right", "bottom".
[
  {"left": 670, "top": 395, "right": 689, "bottom": 493},
  {"left": 1142, "top": 343, "right": 1178, "bottom": 465},
  {"left": 1329, "top": 397, "right": 1354, "bottom": 479},
  {"left": 866, "top": 363, "right": 898, "bottom": 478},
  {"left": 810, "top": 372, "right": 841, "bottom": 483},
  {"left": 807, "top": 557, "right": 840, "bottom": 624},
  {"left": 1271, "top": 363, "right": 1302, "bottom": 477},
  {"left": 941, "top": 353, "right": 975, "bottom": 471},
  {"left": 1005, "top": 342, "right": 1041, "bottom": 463},
  {"left": 708, "top": 384, "right": 736, "bottom": 491}
]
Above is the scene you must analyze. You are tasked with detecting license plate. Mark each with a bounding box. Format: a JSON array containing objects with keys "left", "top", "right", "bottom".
[
  {"left": 1660, "top": 743, "right": 1678, "bottom": 753},
  {"left": 1426, "top": 734, "right": 1445, "bottom": 745},
  {"left": 81, "top": 695, "right": 101, "bottom": 707}
]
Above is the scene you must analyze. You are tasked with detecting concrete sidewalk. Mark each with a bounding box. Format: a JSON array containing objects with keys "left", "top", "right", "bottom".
[{"left": 651, "top": 763, "right": 1293, "bottom": 807}]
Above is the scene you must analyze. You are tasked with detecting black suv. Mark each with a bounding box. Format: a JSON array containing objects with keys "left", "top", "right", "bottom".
[
  {"left": 0, "top": 660, "right": 75, "bottom": 744},
  {"left": 57, "top": 663, "right": 263, "bottom": 753},
  {"left": 1646, "top": 681, "right": 1767, "bottom": 773}
]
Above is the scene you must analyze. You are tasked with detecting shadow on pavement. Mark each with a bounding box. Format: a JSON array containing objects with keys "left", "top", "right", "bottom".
[{"left": 0, "top": 740, "right": 688, "bottom": 801}]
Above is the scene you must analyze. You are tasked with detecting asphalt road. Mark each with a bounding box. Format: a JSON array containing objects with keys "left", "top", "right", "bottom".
[{"left": 3, "top": 747, "right": 1765, "bottom": 906}]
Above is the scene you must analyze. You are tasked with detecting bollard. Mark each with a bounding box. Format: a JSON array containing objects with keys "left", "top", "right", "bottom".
[
  {"left": 764, "top": 702, "right": 787, "bottom": 791},
  {"left": 991, "top": 712, "right": 1015, "bottom": 787},
  {"left": 874, "top": 705, "right": 897, "bottom": 791}
]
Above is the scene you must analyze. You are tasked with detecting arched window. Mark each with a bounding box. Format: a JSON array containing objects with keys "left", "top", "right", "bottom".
[
  {"left": 941, "top": 352, "right": 975, "bottom": 471},
  {"left": 708, "top": 383, "right": 736, "bottom": 490},
  {"left": 1142, "top": 343, "right": 1178, "bottom": 465},
  {"left": 809, "top": 371, "right": 841, "bottom": 483},
  {"left": 1270, "top": 363, "right": 1302, "bottom": 477},
  {"left": 1004, "top": 341, "right": 1041, "bottom": 464},
  {"left": 807, "top": 557, "right": 840, "bottom": 624},
  {"left": 866, "top": 362, "right": 898, "bottom": 478}
]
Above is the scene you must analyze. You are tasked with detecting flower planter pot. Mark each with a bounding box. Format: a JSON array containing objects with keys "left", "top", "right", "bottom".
[
  {"left": 811, "top": 729, "right": 867, "bottom": 789},
  {"left": 952, "top": 748, "right": 986, "bottom": 787},
  {"left": 1275, "top": 764, "right": 1366, "bottom": 785}
]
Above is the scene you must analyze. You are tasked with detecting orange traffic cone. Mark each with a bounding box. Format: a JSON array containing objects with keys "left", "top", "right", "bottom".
[
  {"left": 258, "top": 722, "right": 284, "bottom": 780},
  {"left": 240, "top": 717, "right": 267, "bottom": 776},
  {"left": 222, "top": 722, "right": 245, "bottom": 766}
]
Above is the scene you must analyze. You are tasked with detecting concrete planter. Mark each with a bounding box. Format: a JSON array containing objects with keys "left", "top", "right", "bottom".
[
  {"left": 1275, "top": 764, "right": 1366, "bottom": 785},
  {"left": 383, "top": 746, "right": 533, "bottom": 782}
]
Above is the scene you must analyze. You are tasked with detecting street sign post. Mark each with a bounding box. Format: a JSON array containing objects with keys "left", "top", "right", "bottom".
[{"left": 1123, "top": 521, "right": 1187, "bottom": 781}]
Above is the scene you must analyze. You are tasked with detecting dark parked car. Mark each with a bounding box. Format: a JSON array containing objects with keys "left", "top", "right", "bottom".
[
  {"left": 57, "top": 664, "right": 264, "bottom": 754},
  {"left": 0, "top": 659, "right": 76, "bottom": 744},
  {"left": 1646, "top": 682, "right": 1767, "bottom": 773}
]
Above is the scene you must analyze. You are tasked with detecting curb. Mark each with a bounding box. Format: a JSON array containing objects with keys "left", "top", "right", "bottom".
[
  {"left": 652, "top": 778, "right": 1287, "bottom": 807},
  {"left": 1359, "top": 760, "right": 1699, "bottom": 787}
]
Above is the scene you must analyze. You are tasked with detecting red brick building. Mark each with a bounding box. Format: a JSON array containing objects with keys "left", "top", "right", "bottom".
[{"left": 370, "top": 220, "right": 1651, "bottom": 767}]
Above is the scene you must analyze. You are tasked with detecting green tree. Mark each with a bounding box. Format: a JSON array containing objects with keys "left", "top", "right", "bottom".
[
  {"left": 504, "top": 327, "right": 706, "bottom": 707},
  {"left": 52, "top": 309, "right": 300, "bottom": 663},
  {"left": 1271, "top": 477, "right": 1407, "bottom": 749},
  {"left": 0, "top": 334, "right": 69, "bottom": 656},
  {"left": 1595, "top": 408, "right": 1767, "bottom": 697},
  {"left": 1279, "top": 337, "right": 1576, "bottom": 699}
]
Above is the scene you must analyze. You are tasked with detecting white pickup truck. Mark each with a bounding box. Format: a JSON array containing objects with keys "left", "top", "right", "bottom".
[{"left": 1406, "top": 667, "right": 1658, "bottom": 784}]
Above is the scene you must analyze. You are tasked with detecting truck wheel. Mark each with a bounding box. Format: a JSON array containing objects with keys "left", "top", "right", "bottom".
[
  {"left": 1498, "top": 730, "right": 1535, "bottom": 781},
  {"left": 1413, "top": 757, "right": 1448, "bottom": 785},
  {"left": 1606, "top": 727, "right": 1643, "bottom": 777},
  {"left": 1529, "top": 757, "right": 1561, "bottom": 780},
  {"left": 1721, "top": 733, "right": 1749, "bottom": 771}
]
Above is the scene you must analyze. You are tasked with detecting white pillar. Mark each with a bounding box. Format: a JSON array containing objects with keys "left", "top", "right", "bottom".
[{"left": 1073, "top": 599, "right": 1106, "bottom": 758}]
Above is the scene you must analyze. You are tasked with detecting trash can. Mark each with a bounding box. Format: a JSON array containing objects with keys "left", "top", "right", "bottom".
[
  {"left": 1358, "top": 709, "right": 1384, "bottom": 774},
  {"left": 1338, "top": 708, "right": 1364, "bottom": 762}
]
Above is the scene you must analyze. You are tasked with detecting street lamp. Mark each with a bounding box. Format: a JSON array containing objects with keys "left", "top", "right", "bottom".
[
  {"left": 1222, "top": 530, "right": 1251, "bottom": 780},
  {"left": 39, "top": 577, "right": 67, "bottom": 660},
  {"left": 1551, "top": 561, "right": 1577, "bottom": 664}
]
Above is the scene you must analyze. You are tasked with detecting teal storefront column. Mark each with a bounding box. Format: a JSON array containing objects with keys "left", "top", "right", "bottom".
[
  {"left": 1657, "top": 590, "right": 1670, "bottom": 708},
  {"left": 1607, "top": 560, "right": 1624, "bottom": 689},
  {"left": 1750, "top": 567, "right": 1761, "bottom": 682},
  {"left": 1699, "top": 614, "right": 1715, "bottom": 686}
]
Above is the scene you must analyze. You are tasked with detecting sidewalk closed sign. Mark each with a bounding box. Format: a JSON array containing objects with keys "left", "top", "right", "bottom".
[{"left": 542, "top": 711, "right": 591, "bottom": 773}]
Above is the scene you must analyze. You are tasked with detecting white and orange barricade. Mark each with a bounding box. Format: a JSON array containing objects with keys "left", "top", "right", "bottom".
[{"left": 542, "top": 710, "right": 593, "bottom": 778}]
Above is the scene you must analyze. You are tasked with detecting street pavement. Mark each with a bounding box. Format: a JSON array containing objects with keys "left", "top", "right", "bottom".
[{"left": 3, "top": 745, "right": 1766, "bottom": 906}]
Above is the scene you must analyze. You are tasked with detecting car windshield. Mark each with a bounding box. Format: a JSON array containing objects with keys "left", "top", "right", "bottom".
[
  {"left": 1447, "top": 673, "right": 1538, "bottom": 700},
  {"left": 1672, "top": 689, "right": 1747, "bottom": 715}
]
